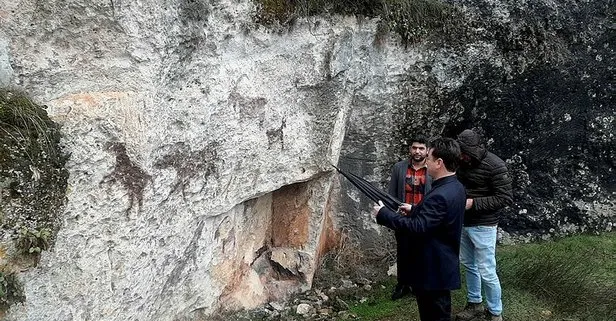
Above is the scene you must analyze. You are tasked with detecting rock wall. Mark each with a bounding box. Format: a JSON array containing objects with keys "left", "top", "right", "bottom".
[
  {"left": 338, "top": 0, "right": 615, "bottom": 245},
  {"left": 0, "top": 0, "right": 397, "bottom": 319},
  {"left": 0, "top": 0, "right": 613, "bottom": 320}
]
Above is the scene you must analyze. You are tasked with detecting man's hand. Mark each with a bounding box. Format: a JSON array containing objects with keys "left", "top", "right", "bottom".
[
  {"left": 465, "top": 198, "right": 474, "bottom": 210},
  {"left": 372, "top": 200, "right": 384, "bottom": 217},
  {"left": 398, "top": 203, "right": 412, "bottom": 216}
]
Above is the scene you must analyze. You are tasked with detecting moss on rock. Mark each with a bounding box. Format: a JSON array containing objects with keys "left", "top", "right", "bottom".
[
  {"left": 0, "top": 271, "right": 24, "bottom": 309},
  {"left": 254, "top": 0, "right": 467, "bottom": 45},
  {"left": 0, "top": 90, "right": 68, "bottom": 260}
]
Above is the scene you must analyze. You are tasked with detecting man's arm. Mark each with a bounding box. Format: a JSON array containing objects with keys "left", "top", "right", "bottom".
[
  {"left": 376, "top": 194, "right": 447, "bottom": 234},
  {"left": 472, "top": 165, "right": 513, "bottom": 211}
]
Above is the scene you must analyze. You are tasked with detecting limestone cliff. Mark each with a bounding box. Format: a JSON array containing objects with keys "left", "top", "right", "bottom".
[{"left": 0, "top": 0, "right": 613, "bottom": 320}]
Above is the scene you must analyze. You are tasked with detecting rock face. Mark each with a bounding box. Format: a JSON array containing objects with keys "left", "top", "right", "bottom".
[
  {"left": 439, "top": 0, "right": 615, "bottom": 242},
  {"left": 0, "top": 1, "right": 369, "bottom": 320},
  {"left": 337, "top": 0, "right": 615, "bottom": 246},
  {"left": 0, "top": 0, "right": 613, "bottom": 320}
]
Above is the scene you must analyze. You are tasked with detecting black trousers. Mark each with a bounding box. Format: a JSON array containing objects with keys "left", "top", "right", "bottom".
[
  {"left": 414, "top": 289, "right": 452, "bottom": 321},
  {"left": 395, "top": 231, "right": 412, "bottom": 285}
]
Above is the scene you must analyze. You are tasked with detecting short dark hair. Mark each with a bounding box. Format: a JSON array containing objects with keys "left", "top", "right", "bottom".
[
  {"left": 409, "top": 134, "right": 429, "bottom": 146},
  {"left": 429, "top": 138, "right": 461, "bottom": 172}
]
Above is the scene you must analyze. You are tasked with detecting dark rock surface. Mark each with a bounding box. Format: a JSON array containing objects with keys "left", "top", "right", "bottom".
[
  {"left": 442, "top": 0, "right": 615, "bottom": 240},
  {"left": 337, "top": 0, "right": 615, "bottom": 244}
]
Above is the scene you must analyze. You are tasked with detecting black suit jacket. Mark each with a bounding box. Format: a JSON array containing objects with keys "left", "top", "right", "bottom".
[{"left": 377, "top": 175, "right": 466, "bottom": 290}]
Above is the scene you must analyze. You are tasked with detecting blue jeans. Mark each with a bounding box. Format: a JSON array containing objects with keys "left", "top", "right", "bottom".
[{"left": 460, "top": 226, "right": 502, "bottom": 315}]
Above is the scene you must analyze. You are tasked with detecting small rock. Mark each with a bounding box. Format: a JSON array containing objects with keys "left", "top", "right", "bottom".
[
  {"left": 341, "top": 279, "right": 355, "bottom": 289},
  {"left": 541, "top": 310, "right": 553, "bottom": 317},
  {"left": 269, "top": 301, "right": 285, "bottom": 311},
  {"left": 318, "top": 308, "right": 332, "bottom": 315},
  {"left": 296, "top": 303, "right": 312, "bottom": 315},
  {"left": 363, "top": 284, "right": 372, "bottom": 291},
  {"left": 356, "top": 277, "right": 371, "bottom": 285},
  {"left": 359, "top": 297, "right": 368, "bottom": 303},
  {"left": 336, "top": 297, "right": 349, "bottom": 310},
  {"left": 387, "top": 263, "right": 397, "bottom": 276},
  {"left": 318, "top": 292, "right": 329, "bottom": 302},
  {"left": 338, "top": 311, "right": 351, "bottom": 319}
]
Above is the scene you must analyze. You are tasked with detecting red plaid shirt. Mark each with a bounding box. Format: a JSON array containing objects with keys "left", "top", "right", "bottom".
[{"left": 405, "top": 166, "right": 427, "bottom": 205}]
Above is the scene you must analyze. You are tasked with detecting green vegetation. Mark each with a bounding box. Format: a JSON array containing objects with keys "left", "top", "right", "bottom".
[
  {"left": 347, "top": 233, "right": 616, "bottom": 321},
  {"left": 0, "top": 90, "right": 68, "bottom": 260},
  {"left": 498, "top": 233, "right": 616, "bottom": 320},
  {"left": 254, "top": 0, "right": 467, "bottom": 45},
  {"left": 16, "top": 227, "right": 52, "bottom": 255},
  {"left": 0, "top": 272, "right": 24, "bottom": 307},
  {"left": 0, "top": 90, "right": 56, "bottom": 159}
]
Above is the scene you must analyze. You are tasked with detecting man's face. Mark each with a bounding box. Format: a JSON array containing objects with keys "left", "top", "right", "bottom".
[
  {"left": 459, "top": 152, "right": 472, "bottom": 167},
  {"left": 409, "top": 142, "right": 427, "bottom": 162},
  {"left": 426, "top": 148, "right": 440, "bottom": 177}
]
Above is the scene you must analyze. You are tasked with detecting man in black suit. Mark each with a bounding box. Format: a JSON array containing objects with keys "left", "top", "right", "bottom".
[{"left": 374, "top": 138, "right": 466, "bottom": 321}]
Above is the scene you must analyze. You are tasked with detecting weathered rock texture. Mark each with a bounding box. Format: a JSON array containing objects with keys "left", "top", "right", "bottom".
[
  {"left": 0, "top": 1, "right": 359, "bottom": 319},
  {"left": 439, "top": 0, "right": 615, "bottom": 243},
  {"left": 337, "top": 0, "right": 615, "bottom": 247},
  {"left": 0, "top": 90, "right": 68, "bottom": 313},
  {"left": 0, "top": 0, "right": 613, "bottom": 320}
]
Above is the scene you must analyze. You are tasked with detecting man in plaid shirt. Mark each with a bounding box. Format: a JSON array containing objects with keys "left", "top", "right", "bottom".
[{"left": 388, "top": 135, "right": 433, "bottom": 300}]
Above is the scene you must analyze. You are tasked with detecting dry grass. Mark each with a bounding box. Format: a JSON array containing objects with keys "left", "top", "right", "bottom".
[
  {"left": 254, "top": 0, "right": 467, "bottom": 45},
  {"left": 0, "top": 90, "right": 56, "bottom": 160},
  {"left": 314, "top": 229, "right": 396, "bottom": 289}
]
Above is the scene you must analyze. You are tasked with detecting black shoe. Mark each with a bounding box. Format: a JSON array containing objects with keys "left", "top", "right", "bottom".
[
  {"left": 455, "top": 302, "right": 484, "bottom": 321},
  {"left": 391, "top": 284, "right": 412, "bottom": 301}
]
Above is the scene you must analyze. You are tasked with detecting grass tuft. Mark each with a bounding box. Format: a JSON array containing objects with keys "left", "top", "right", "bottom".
[
  {"left": 254, "top": 0, "right": 467, "bottom": 45},
  {"left": 0, "top": 90, "right": 56, "bottom": 159},
  {"left": 498, "top": 234, "right": 616, "bottom": 319},
  {"left": 342, "top": 233, "right": 616, "bottom": 321}
]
